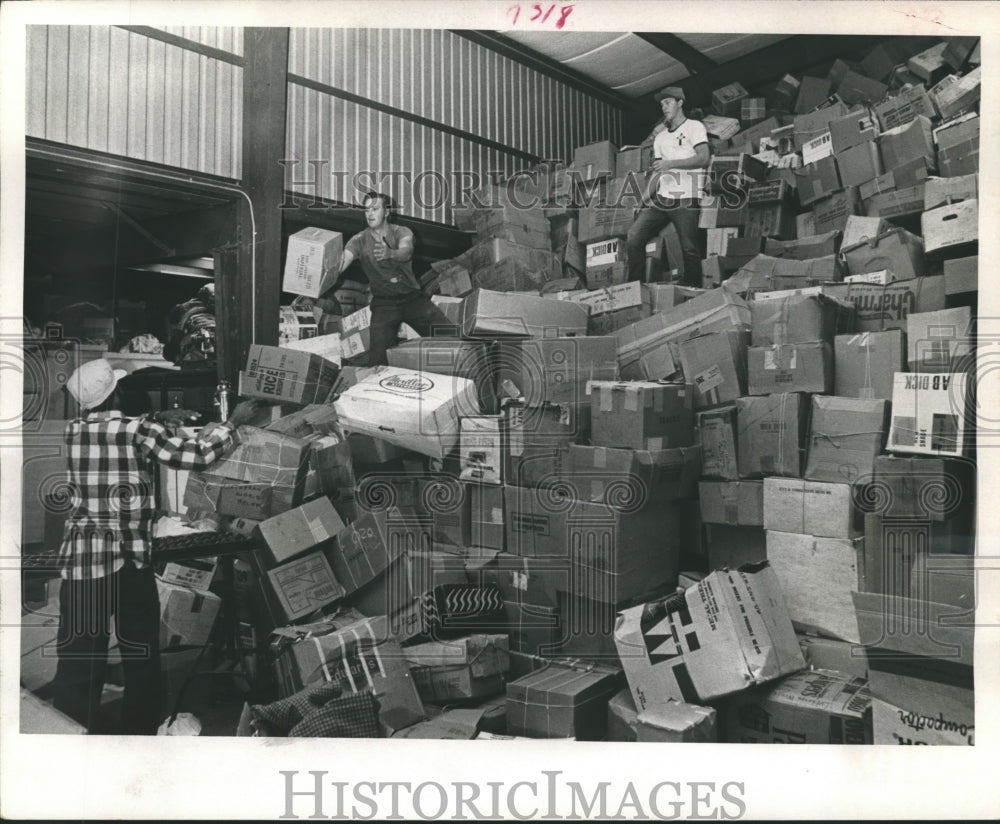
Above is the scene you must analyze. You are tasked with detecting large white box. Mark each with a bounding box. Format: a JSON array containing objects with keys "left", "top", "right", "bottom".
[
  {"left": 282, "top": 227, "right": 344, "bottom": 298},
  {"left": 333, "top": 365, "right": 480, "bottom": 459},
  {"left": 614, "top": 562, "right": 804, "bottom": 708},
  {"left": 888, "top": 372, "right": 970, "bottom": 457}
]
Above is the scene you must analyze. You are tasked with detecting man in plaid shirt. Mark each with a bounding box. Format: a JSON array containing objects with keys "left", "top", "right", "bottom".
[{"left": 53, "top": 359, "right": 260, "bottom": 734}]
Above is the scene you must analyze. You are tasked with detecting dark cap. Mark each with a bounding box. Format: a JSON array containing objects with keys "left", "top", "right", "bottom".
[{"left": 654, "top": 86, "right": 686, "bottom": 104}]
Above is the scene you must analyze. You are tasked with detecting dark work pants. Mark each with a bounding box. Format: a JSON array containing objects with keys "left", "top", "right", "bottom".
[
  {"left": 53, "top": 563, "right": 161, "bottom": 735},
  {"left": 626, "top": 196, "right": 703, "bottom": 286},
  {"left": 368, "top": 293, "right": 460, "bottom": 366}
]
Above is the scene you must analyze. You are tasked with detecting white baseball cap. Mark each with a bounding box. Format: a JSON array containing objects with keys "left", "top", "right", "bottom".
[{"left": 66, "top": 359, "right": 128, "bottom": 410}]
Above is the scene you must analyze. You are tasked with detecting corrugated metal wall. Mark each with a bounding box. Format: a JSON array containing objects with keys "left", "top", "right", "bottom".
[
  {"left": 26, "top": 25, "right": 243, "bottom": 178},
  {"left": 27, "top": 26, "right": 624, "bottom": 226},
  {"left": 287, "top": 28, "right": 624, "bottom": 223}
]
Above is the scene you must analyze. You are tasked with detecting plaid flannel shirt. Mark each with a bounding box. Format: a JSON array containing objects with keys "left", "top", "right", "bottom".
[{"left": 58, "top": 411, "right": 238, "bottom": 580}]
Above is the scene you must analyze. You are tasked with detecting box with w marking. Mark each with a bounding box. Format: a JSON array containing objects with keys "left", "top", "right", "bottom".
[{"left": 614, "top": 561, "right": 804, "bottom": 709}]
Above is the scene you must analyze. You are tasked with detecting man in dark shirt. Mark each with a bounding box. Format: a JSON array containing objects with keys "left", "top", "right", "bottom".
[{"left": 332, "top": 192, "right": 458, "bottom": 366}]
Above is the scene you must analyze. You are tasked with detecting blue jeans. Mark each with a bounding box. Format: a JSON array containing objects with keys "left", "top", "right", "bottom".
[
  {"left": 627, "top": 196, "right": 703, "bottom": 286},
  {"left": 368, "top": 293, "right": 459, "bottom": 366}
]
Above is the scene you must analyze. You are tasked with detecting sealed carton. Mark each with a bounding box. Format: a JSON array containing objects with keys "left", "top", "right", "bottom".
[
  {"left": 737, "top": 393, "right": 807, "bottom": 478},
  {"left": 614, "top": 562, "right": 805, "bottom": 707},
  {"left": 870, "top": 455, "right": 975, "bottom": 522},
  {"left": 906, "top": 307, "right": 974, "bottom": 372},
  {"left": 812, "top": 188, "right": 861, "bottom": 236},
  {"left": 258, "top": 496, "right": 345, "bottom": 565},
  {"left": 937, "top": 136, "right": 979, "bottom": 178},
  {"left": 461, "top": 289, "right": 589, "bottom": 338},
  {"left": 749, "top": 294, "right": 848, "bottom": 347},
  {"left": 502, "top": 401, "right": 585, "bottom": 489},
  {"left": 921, "top": 199, "right": 978, "bottom": 255},
  {"left": 798, "top": 634, "right": 868, "bottom": 680},
  {"left": 804, "top": 396, "right": 889, "bottom": 484},
  {"left": 724, "top": 669, "right": 872, "bottom": 744},
  {"left": 406, "top": 634, "right": 510, "bottom": 702},
  {"left": 747, "top": 341, "right": 833, "bottom": 395},
  {"left": 566, "top": 443, "right": 701, "bottom": 505},
  {"left": 239, "top": 345, "right": 340, "bottom": 406},
  {"left": 766, "top": 531, "right": 865, "bottom": 641},
  {"left": 459, "top": 415, "right": 503, "bottom": 485},
  {"left": 874, "top": 84, "right": 936, "bottom": 130},
  {"left": 865, "top": 184, "right": 927, "bottom": 220},
  {"left": 333, "top": 366, "right": 479, "bottom": 459},
  {"left": 467, "top": 548, "right": 563, "bottom": 608},
  {"left": 578, "top": 207, "right": 635, "bottom": 245},
  {"left": 699, "top": 481, "right": 763, "bottom": 526},
  {"left": 326, "top": 507, "right": 417, "bottom": 596},
  {"left": 270, "top": 613, "right": 426, "bottom": 734},
  {"left": 835, "top": 140, "right": 883, "bottom": 188},
  {"left": 156, "top": 579, "right": 222, "bottom": 648},
  {"left": 834, "top": 330, "right": 905, "bottom": 400},
  {"left": 943, "top": 255, "right": 977, "bottom": 296},
  {"left": 793, "top": 156, "right": 840, "bottom": 206},
  {"left": 931, "top": 67, "right": 981, "bottom": 120},
  {"left": 606, "top": 688, "right": 717, "bottom": 742},
  {"left": 853, "top": 591, "right": 973, "bottom": 736},
  {"left": 497, "top": 336, "right": 618, "bottom": 407},
  {"left": 763, "top": 477, "right": 861, "bottom": 538},
  {"left": 712, "top": 82, "right": 749, "bottom": 117},
  {"left": 506, "top": 660, "right": 622, "bottom": 740},
  {"left": 387, "top": 339, "right": 497, "bottom": 415},
  {"left": 879, "top": 115, "right": 935, "bottom": 171},
  {"left": 696, "top": 405, "right": 739, "bottom": 481},
  {"left": 588, "top": 381, "right": 694, "bottom": 450},
  {"left": 282, "top": 227, "right": 344, "bottom": 298},
  {"left": 888, "top": 372, "right": 970, "bottom": 457},
  {"left": 825, "top": 275, "right": 945, "bottom": 332},
  {"left": 841, "top": 225, "right": 924, "bottom": 280},
  {"left": 830, "top": 109, "right": 879, "bottom": 153},
  {"left": 677, "top": 329, "right": 749, "bottom": 408},
  {"left": 573, "top": 140, "right": 617, "bottom": 180},
  {"left": 266, "top": 550, "right": 345, "bottom": 622}
]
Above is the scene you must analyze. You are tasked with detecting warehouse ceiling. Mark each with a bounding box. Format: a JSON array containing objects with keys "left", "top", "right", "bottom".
[{"left": 502, "top": 32, "right": 793, "bottom": 98}]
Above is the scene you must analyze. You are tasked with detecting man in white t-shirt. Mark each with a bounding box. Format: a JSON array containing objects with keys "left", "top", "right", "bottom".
[{"left": 625, "top": 86, "right": 709, "bottom": 286}]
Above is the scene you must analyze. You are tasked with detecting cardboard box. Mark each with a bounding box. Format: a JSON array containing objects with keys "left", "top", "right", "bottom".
[
  {"left": 745, "top": 203, "right": 796, "bottom": 240},
  {"left": 766, "top": 530, "right": 865, "bottom": 641},
  {"left": 924, "top": 173, "right": 977, "bottom": 211},
  {"left": 763, "top": 477, "right": 861, "bottom": 538},
  {"left": 506, "top": 660, "right": 622, "bottom": 740},
  {"left": 830, "top": 109, "right": 879, "bottom": 153},
  {"left": 749, "top": 294, "right": 847, "bottom": 347},
  {"left": 578, "top": 207, "right": 635, "bottom": 245},
  {"left": 794, "top": 76, "right": 833, "bottom": 116},
  {"left": 240, "top": 345, "right": 340, "bottom": 406},
  {"left": 943, "top": 255, "right": 976, "bottom": 296},
  {"left": 937, "top": 136, "right": 979, "bottom": 177},
  {"left": 333, "top": 365, "right": 479, "bottom": 460},
  {"left": 763, "top": 231, "right": 840, "bottom": 261},
  {"left": 837, "top": 69, "right": 888, "bottom": 106},
  {"left": 888, "top": 372, "right": 970, "bottom": 457},
  {"left": 805, "top": 396, "right": 889, "bottom": 484},
  {"left": 699, "top": 481, "right": 763, "bottom": 526},
  {"left": 853, "top": 592, "right": 973, "bottom": 736},
  {"left": 696, "top": 404, "right": 737, "bottom": 480},
  {"left": 461, "top": 289, "right": 589, "bottom": 338},
  {"left": 470, "top": 485, "right": 505, "bottom": 551},
  {"left": 258, "top": 496, "right": 345, "bottom": 565},
  {"left": 502, "top": 401, "right": 584, "bottom": 489},
  {"left": 812, "top": 188, "right": 861, "bottom": 236},
  {"left": 156, "top": 579, "right": 222, "bottom": 648},
  {"left": 677, "top": 329, "right": 749, "bottom": 408},
  {"left": 931, "top": 67, "right": 981, "bottom": 120},
  {"left": 589, "top": 381, "right": 694, "bottom": 450},
  {"left": 935, "top": 114, "right": 979, "bottom": 151},
  {"left": 724, "top": 669, "right": 871, "bottom": 744},
  {"left": 406, "top": 634, "right": 510, "bottom": 702},
  {"left": 271, "top": 613, "right": 426, "bottom": 734},
  {"left": 843, "top": 270, "right": 896, "bottom": 286},
  {"left": 706, "top": 227, "right": 741, "bottom": 257},
  {"left": 159, "top": 559, "right": 217, "bottom": 591},
  {"left": 702, "top": 114, "right": 742, "bottom": 140},
  {"left": 798, "top": 634, "right": 868, "bottom": 680},
  {"left": 921, "top": 199, "right": 978, "bottom": 255},
  {"left": 801, "top": 131, "right": 834, "bottom": 166},
  {"left": 907, "top": 42, "right": 949, "bottom": 83},
  {"left": 747, "top": 342, "right": 833, "bottom": 395},
  {"left": 712, "top": 82, "right": 749, "bottom": 117},
  {"left": 705, "top": 524, "right": 767, "bottom": 570},
  {"left": 737, "top": 393, "right": 807, "bottom": 479},
  {"left": 824, "top": 275, "right": 946, "bottom": 331},
  {"left": 835, "top": 141, "right": 883, "bottom": 188},
  {"left": 874, "top": 85, "right": 936, "bottom": 130},
  {"left": 871, "top": 696, "right": 973, "bottom": 746},
  {"left": 503, "top": 485, "right": 681, "bottom": 604},
  {"left": 566, "top": 443, "right": 700, "bottom": 506},
  {"left": 283, "top": 227, "right": 344, "bottom": 298},
  {"left": 906, "top": 307, "right": 974, "bottom": 372},
  {"left": 387, "top": 338, "right": 498, "bottom": 415},
  {"left": 870, "top": 455, "right": 975, "bottom": 523},
  {"left": 573, "top": 140, "right": 617, "bottom": 181},
  {"left": 497, "top": 336, "right": 618, "bottom": 408},
  {"left": 879, "top": 115, "right": 935, "bottom": 171},
  {"left": 859, "top": 156, "right": 930, "bottom": 200},
  {"left": 459, "top": 415, "right": 503, "bottom": 485},
  {"left": 584, "top": 261, "right": 628, "bottom": 290},
  {"left": 614, "top": 288, "right": 751, "bottom": 381},
  {"left": 834, "top": 330, "right": 905, "bottom": 400},
  {"left": 864, "top": 184, "right": 927, "bottom": 220},
  {"left": 266, "top": 551, "right": 345, "bottom": 622},
  {"left": 325, "top": 507, "right": 416, "bottom": 596},
  {"left": 606, "top": 688, "right": 717, "bottom": 743},
  {"left": 614, "top": 562, "right": 805, "bottom": 707}
]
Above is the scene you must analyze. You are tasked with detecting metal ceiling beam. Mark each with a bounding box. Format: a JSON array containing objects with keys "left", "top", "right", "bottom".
[
  {"left": 634, "top": 33, "right": 717, "bottom": 74},
  {"left": 452, "top": 30, "right": 635, "bottom": 113}
]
